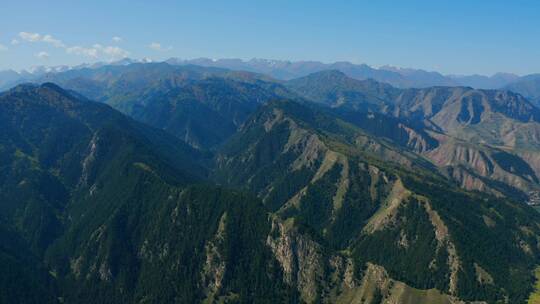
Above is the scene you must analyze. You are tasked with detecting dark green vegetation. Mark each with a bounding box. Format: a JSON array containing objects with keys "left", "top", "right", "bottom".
[
  {"left": 3, "top": 62, "right": 540, "bottom": 303},
  {"left": 0, "top": 84, "right": 290, "bottom": 303}
]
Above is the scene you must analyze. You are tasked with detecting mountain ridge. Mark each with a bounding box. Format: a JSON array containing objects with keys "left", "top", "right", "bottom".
[
  {"left": 286, "top": 71, "right": 540, "bottom": 200},
  {"left": 2, "top": 58, "right": 537, "bottom": 92},
  {"left": 215, "top": 98, "right": 540, "bottom": 303}
]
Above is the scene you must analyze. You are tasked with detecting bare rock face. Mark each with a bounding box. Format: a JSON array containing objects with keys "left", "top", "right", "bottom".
[
  {"left": 422, "top": 132, "right": 540, "bottom": 198},
  {"left": 200, "top": 212, "right": 228, "bottom": 302},
  {"left": 422, "top": 200, "right": 461, "bottom": 296},
  {"left": 289, "top": 72, "right": 540, "bottom": 199},
  {"left": 336, "top": 263, "right": 469, "bottom": 304},
  {"left": 398, "top": 122, "right": 433, "bottom": 153},
  {"left": 266, "top": 217, "right": 326, "bottom": 303},
  {"left": 266, "top": 212, "right": 466, "bottom": 304},
  {"left": 79, "top": 132, "right": 99, "bottom": 188},
  {"left": 518, "top": 151, "right": 540, "bottom": 180},
  {"left": 266, "top": 217, "right": 358, "bottom": 303}
]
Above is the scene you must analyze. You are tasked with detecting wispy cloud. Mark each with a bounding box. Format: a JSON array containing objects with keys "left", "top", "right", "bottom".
[
  {"left": 0, "top": 44, "right": 7, "bottom": 51},
  {"left": 66, "top": 46, "right": 99, "bottom": 58},
  {"left": 19, "top": 32, "right": 41, "bottom": 42},
  {"left": 149, "top": 42, "right": 172, "bottom": 51},
  {"left": 35, "top": 51, "right": 49, "bottom": 59},
  {"left": 42, "top": 34, "right": 65, "bottom": 48},
  {"left": 16, "top": 31, "right": 130, "bottom": 61},
  {"left": 92, "top": 44, "right": 130, "bottom": 58},
  {"left": 149, "top": 42, "right": 161, "bottom": 50},
  {"left": 19, "top": 32, "right": 65, "bottom": 48},
  {"left": 67, "top": 44, "right": 129, "bottom": 60},
  {"left": 100, "top": 45, "right": 129, "bottom": 58}
]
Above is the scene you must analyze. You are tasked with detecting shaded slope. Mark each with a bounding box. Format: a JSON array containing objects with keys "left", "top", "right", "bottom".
[
  {"left": 37, "top": 63, "right": 292, "bottom": 149},
  {"left": 505, "top": 74, "right": 540, "bottom": 107},
  {"left": 0, "top": 83, "right": 290, "bottom": 303}
]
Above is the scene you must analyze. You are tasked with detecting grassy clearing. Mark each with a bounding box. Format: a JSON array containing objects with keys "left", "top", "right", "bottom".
[{"left": 528, "top": 267, "right": 540, "bottom": 304}]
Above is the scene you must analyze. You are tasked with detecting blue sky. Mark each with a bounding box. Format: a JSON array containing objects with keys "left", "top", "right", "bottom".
[{"left": 0, "top": 0, "right": 538, "bottom": 75}]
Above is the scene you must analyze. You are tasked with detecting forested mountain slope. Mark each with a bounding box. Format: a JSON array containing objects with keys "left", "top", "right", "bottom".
[
  {"left": 0, "top": 84, "right": 291, "bottom": 303},
  {"left": 215, "top": 99, "right": 540, "bottom": 303}
]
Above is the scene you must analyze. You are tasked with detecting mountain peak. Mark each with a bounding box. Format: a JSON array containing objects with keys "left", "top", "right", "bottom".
[
  {"left": 39, "top": 82, "right": 67, "bottom": 92},
  {"left": 7, "top": 82, "right": 70, "bottom": 98},
  {"left": 1, "top": 82, "right": 93, "bottom": 114}
]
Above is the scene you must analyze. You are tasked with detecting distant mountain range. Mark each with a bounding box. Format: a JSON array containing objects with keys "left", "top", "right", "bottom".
[
  {"left": 505, "top": 74, "right": 540, "bottom": 106},
  {"left": 167, "top": 58, "right": 540, "bottom": 105},
  {"left": 3, "top": 57, "right": 540, "bottom": 106},
  {"left": 0, "top": 58, "right": 151, "bottom": 91}
]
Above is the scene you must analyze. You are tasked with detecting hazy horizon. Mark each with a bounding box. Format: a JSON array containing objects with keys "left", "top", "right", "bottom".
[
  {"left": 3, "top": 56, "right": 538, "bottom": 78},
  {"left": 1, "top": 0, "right": 539, "bottom": 75}
]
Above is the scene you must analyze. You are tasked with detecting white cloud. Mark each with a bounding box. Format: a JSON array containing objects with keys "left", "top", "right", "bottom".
[
  {"left": 149, "top": 42, "right": 161, "bottom": 50},
  {"left": 149, "top": 42, "right": 172, "bottom": 51},
  {"left": 20, "top": 32, "right": 41, "bottom": 42},
  {"left": 93, "top": 44, "right": 130, "bottom": 59},
  {"left": 0, "top": 44, "right": 7, "bottom": 51},
  {"left": 102, "top": 46, "right": 129, "bottom": 58},
  {"left": 42, "top": 34, "right": 65, "bottom": 48},
  {"left": 18, "top": 32, "right": 65, "bottom": 48},
  {"left": 17, "top": 31, "right": 130, "bottom": 61},
  {"left": 67, "top": 44, "right": 129, "bottom": 60},
  {"left": 66, "top": 46, "right": 99, "bottom": 58},
  {"left": 35, "top": 51, "right": 49, "bottom": 59}
]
